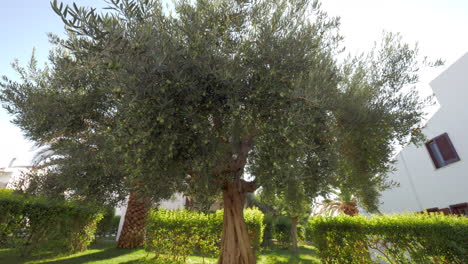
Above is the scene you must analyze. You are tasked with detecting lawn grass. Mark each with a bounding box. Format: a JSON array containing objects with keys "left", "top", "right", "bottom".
[
  {"left": 258, "top": 245, "right": 321, "bottom": 264},
  {"left": 0, "top": 240, "right": 320, "bottom": 264}
]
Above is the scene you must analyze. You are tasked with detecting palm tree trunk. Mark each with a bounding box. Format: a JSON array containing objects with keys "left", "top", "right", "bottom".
[{"left": 117, "top": 191, "right": 150, "bottom": 248}]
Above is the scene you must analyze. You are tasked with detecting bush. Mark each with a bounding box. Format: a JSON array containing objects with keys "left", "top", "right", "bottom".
[
  {"left": 96, "top": 207, "right": 120, "bottom": 237},
  {"left": 0, "top": 189, "right": 103, "bottom": 256},
  {"left": 146, "top": 207, "right": 265, "bottom": 262},
  {"left": 262, "top": 215, "right": 291, "bottom": 248},
  {"left": 242, "top": 208, "right": 265, "bottom": 250},
  {"left": 306, "top": 213, "right": 468, "bottom": 264},
  {"left": 109, "top": 215, "right": 121, "bottom": 235}
]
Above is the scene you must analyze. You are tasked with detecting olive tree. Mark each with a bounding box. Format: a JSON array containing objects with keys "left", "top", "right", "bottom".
[{"left": 1, "top": 0, "right": 434, "bottom": 262}]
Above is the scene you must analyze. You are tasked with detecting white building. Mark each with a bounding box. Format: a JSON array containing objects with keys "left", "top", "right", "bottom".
[
  {"left": 379, "top": 52, "right": 468, "bottom": 215},
  {"left": 0, "top": 158, "right": 31, "bottom": 189}
]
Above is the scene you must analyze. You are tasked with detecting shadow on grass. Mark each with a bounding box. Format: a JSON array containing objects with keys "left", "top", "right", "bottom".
[
  {"left": 0, "top": 247, "right": 89, "bottom": 264},
  {"left": 38, "top": 247, "right": 139, "bottom": 264},
  {"left": 259, "top": 245, "right": 321, "bottom": 264},
  {"left": 120, "top": 257, "right": 160, "bottom": 264},
  {"left": 121, "top": 245, "right": 320, "bottom": 264},
  {"left": 0, "top": 242, "right": 320, "bottom": 264},
  {"left": 0, "top": 240, "right": 141, "bottom": 264},
  {"left": 120, "top": 255, "right": 216, "bottom": 264}
]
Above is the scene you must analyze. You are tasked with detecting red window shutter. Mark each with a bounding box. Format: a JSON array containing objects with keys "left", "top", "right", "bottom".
[
  {"left": 439, "top": 208, "right": 451, "bottom": 215},
  {"left": 425, "top": 207, "right": 439, "bottom": 213},
  {"left": 449, "top": 203, "right": 468, "bottom": 215},
  {"left": 425, "top": 133, "right": 460, "bottom": 169},
  {"left": 435, "top": 133, "right": 460, "bottom": 164}
]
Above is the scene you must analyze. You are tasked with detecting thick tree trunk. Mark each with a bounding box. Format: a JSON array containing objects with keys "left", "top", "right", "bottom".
[
  {"left": 290, "top": 216, "right": 298, "bottom": 252},
  {"left": 218, "top": 180, "right": 256, "bottom": 264},
  {"left": 117, "top": 191, "right": 150, "bottom": 248}
]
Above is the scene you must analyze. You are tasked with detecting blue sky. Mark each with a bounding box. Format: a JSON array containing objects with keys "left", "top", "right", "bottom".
[
  {"left": 1, "top": 0, "right": 468, "bottom": 167},
  {"left": 0, "top": 0, "right": 106, "bottom": 167}
]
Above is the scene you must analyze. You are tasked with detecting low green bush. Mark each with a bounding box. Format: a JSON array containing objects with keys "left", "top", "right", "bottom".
[
  {"left": 306, "top": 213, "right": 468, "bottom": 264},
  {"left": 243, "top": 207, "right": 266, "bottom": 249},
  {"left": 109, "top": 215, "right": 121, "bottom": 235},
  {"left": 0, "top": 189, "right": 103, "bottom": 256},
  {"left": 262, "top": 215, "right": 291, "bottom": 248},
  {"left": 96, "top": 207, "right": 120, "bottom": 237},
  {"left": 263, "top": 215, "right": 307, "bottom": 250},
  {"left": 146, "top": 207, "right": 265, "bottom": 262}
]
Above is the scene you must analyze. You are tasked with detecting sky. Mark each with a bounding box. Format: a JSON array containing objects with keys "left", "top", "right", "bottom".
[{"left": 1, "top": 0, "right": 468, "bottom": 168}]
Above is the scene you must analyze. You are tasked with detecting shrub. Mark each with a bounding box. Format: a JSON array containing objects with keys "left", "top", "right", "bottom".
[
  {"left": 262, "top": 215, "right": 291, "bottom": 248},
  {"left": 109, "top": 215, "right": 121, "bottom": 235},
  {"left": 0, "top": 189, "right": 103, "bottom": 255},
  {"left": 146, "top": 207, "right": 265, "bottom": 262},
  {"left": 242, "top": 207, "right": 266, "bottom": 250},
  {"left": 262, "top": 215, "right": 274, "bottom": 247},
  {"left": 306, "top": 213, "right": 468, "bottom": 264},
  {"left": 96, "top": 207, "right": 120, "bottom": 237}
]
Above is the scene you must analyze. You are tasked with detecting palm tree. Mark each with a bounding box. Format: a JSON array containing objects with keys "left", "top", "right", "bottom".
[
  {"left": 25, "top": 138, "right": 151, "bottom": 248},
  {"left": 117, "top": 189, "right": 151, "bottom": 248},
  {"left": 318, "top": 189, "right": 359, "bottom": 216}
]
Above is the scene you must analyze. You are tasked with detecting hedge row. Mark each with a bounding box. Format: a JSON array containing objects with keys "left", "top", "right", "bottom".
[
  {"left": 306, "top": 213, "right": 468, "bottom": 264},
  {"left": 0, "top": 189, "right": 103, "bottom": 255},
  {"left": 146, "top": 208, "right": 265, "bottom": 262}
]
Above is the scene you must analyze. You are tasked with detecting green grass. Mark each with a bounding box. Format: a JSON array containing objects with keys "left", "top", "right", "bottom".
[
  {"left": 258, "top": 245, "right": 321, "bottom": 264},
  {"left": 0, "top": 240, "right": 320, "bottom": 264}
]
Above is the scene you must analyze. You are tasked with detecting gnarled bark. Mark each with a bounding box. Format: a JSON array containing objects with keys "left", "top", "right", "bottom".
[
  {"left": 218, "top": 179, "right": 256, "bottom": 264},
  {"left": 290, "top": 216, "right": 298, "bottom": 252},
  {"left": 117, "top": 191, "right": 150, "bottom": 248}
]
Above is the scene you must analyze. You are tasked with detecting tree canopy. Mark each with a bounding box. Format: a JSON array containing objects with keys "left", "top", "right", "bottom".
[{"left": 2, "top": 0, "right": 343, "bottom": 202}]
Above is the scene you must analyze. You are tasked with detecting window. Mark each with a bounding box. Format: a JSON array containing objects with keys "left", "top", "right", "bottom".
[{"left": 425, "top": 133, "right": 460, "bottom": 169}]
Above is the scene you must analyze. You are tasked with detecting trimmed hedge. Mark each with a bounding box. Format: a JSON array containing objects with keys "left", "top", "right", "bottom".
[
  {"left": 306, "top": 213, "right": 468, "bottom": 264},
  {"left": 146, "top": 208, "right": 265, "bottom": 262},
  {"left": 0, "top": 189, "right": 103, "bottom": 255}
]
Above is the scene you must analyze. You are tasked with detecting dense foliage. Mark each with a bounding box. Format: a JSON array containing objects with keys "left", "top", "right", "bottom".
[
  {"left": 306, "top": 213, "right": 468, "bottom": 264},
  {"left": 0, "top": 0, "right": 440, "bottom": 261},
  {"left": 262, "top": 215, "right": 293, "bottom": 248},
  {"left": 95, "top": 207, "right": 120, "bottom": 237},
  {"left": 0, "top": 189, "right": 102, "bottom": 256},
  {"left": 146, "top": 208, "right": 265, "bottom": 262},
  {"left": 0, "top": 0, "right": 434, "bottom": 214}
]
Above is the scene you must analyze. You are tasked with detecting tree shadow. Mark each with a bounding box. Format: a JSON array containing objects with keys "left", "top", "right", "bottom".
[
  {"left": 119, "top": 255, "right": 217, "bottom": 264},
  {"left": 260, "top": 245, "right": 321, "bottom": 264},
  {"left": 0, "top": 240, "right": 144, "bottom": 264},
  {"left": 120, "top": 257, "right": 160, "bottom": 264},
  {"left": 0, "top": 248, "right": 67, "bottom": 264},
  {"left": 36, "top": 247, "right": 138, "bottom": 264}
]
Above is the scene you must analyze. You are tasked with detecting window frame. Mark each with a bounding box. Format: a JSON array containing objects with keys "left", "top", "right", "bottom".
[{"left": 425, "top": 132, "right": 460, "bottom": 169}]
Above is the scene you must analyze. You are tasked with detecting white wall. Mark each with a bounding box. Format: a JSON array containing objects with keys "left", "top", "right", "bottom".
[
  {"left": 0, "top": 171, "right": 13, "bottom": 188},
  {"left": 379, "top": 52, "right": 468, "bottom": 213},
  {"left": 0, "top": 167, "right": 30, "bottom": 189}
]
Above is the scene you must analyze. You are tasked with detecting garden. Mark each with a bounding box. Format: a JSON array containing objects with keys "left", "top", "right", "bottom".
[
  {"left": 0, "top": 0, "right": 466, "bottom": 263},
  {"left": 0, "top": 189, "right": 466, "bottom": 264}
]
